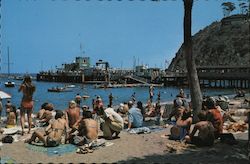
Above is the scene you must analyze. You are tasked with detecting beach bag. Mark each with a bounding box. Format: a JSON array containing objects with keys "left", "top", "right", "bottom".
[{"left": 2, "top": 135, "right": 14, "bottom": 143}]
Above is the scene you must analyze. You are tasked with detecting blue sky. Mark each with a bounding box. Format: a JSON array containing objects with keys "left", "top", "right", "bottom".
[{"left": 0, "top": 0, "right": 244, "bottom": 73}]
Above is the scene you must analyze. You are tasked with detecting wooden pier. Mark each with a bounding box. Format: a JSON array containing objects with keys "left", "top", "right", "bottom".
[{"left": 163, "top": 66, "right": 250, "bottom": 89}]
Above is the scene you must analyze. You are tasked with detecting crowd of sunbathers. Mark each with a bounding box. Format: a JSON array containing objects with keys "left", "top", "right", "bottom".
[{"left": 0, "top": 84, "right": 248, "bottom": 148}]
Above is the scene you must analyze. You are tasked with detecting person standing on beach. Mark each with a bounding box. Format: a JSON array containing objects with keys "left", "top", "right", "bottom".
[
  {"left": 75, "top": 93, "right": 82, "bottom": 107},
  {"left": 18, "top": 75, "right": 36, "bottom": 135},
  {"left": 131, "top": 92, "right": 136, "bottom": 104},
  {"left": 108, "top": 93, "right": 113, "bottom": 107},
  {"left": 149, "top": 85, "right": 154, "bottom": 103}
]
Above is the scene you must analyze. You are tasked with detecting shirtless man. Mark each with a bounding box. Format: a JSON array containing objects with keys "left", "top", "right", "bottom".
[
  {"left": 69, "top": 110, "right": 98, "bottom": 145},
  {"left": 185, "top": 111, "right": 215, "bottom": 147},
  {"left": 26, "top": 110, "right": 68, "bottom": 147},
  {"left": 65, "top": 100, "right": 81, "bottom": 129}
]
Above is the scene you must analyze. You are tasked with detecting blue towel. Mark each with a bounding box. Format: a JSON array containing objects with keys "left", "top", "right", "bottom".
[
  {"left": 0, "top": 156, "right": 16, "bottom": 164},
  {"left": 26, "top": 144, "right": 77, "bottom": 156}
]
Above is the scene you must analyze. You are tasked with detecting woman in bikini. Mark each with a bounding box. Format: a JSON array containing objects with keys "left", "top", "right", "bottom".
[
  {"left": 18, "top": 76, "right": 36, "bottom": 134},
  {"left": 26, "top": 110, "right": 69, "bottom": 147}
]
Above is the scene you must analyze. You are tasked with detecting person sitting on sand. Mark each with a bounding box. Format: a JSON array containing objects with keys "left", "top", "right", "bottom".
[
  {"left": 100, "top": 107, "right": 124, "bottom": 140},
  {"left": 26, "top": 110, "right": 69, "bottom": 147},
  {"left": 185, "top": 111, "right": 215, "bottom": 147},
  {"left": 205, "top": 97, "right": 223, "bottom": 139},
  {"left": 167, "top": 95, "right": 189, "bottom": 121},
  {"left": 127, "top": 101, "right": 143, "bottom": 130},
  {"left": 68, "top": 110, "right": 98, "bottom": 146},
  {"left": 145, "top": 100, "right": 156, "bottom": 117},
  {"left": 117, "top": 102, "right": 129, "bottom": 115},
  {"left": 65, "top": 100, "right": 81, "bottom": 129},
  {"left": 5, "top": 100, "right": 12, "bottom": 117},
  {"left": 93, "top": 96, "right": 104, "bottom": 115},
  {"left": 36, "top": 102, "right": 49, "bottom": 120},
  {"left": 169, "top": 106, "right": 193, "bottom": 140},
  {"left": 6, "top": 105, "right": 17, "bottom": 128},
  {"left": 37, "top": 103, "right": 54, "bottom": 127}
]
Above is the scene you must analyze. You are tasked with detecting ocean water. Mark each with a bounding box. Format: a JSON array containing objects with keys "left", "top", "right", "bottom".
[{"left": 0, "top": 77, "right": 236, "bottom": 115}]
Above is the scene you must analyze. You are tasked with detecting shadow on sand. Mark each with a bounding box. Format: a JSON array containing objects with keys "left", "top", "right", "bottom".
[{"left": 117, "top": 140, "right": 249, "bottom": 164}]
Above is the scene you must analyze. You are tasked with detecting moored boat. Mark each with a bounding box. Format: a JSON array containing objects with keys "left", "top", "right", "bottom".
[
  {"left": 5, "top": 81, "right": 15, "bottom": 88},
  {"left": 48, "top": 87, "right": 72, "bottom": 92}
]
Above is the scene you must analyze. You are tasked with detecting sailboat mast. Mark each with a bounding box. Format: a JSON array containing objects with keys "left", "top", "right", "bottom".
[{"left": 7, "top": 46, "right": 10, "bottom": 76}]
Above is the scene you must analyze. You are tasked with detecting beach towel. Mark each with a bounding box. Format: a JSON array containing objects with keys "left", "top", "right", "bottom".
[
  {"left": 0, "top": 156, "right": 16, "bottom": 164},
  {"left": 128, "top": 127, "right": 151, "bottom": 134},
  {"left": 26, "top": 144, "right": 77, "bottom": 156}
]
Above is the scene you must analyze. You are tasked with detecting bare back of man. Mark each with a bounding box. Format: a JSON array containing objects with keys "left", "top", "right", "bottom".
[
  {"left": 78, "top": 118, "right": 98, "bottom": 141},
  {"left": 186, "top": 121, "right": 215, "bottom": 147},
  {"left": 66, "top": 107, "right": 81, "bottom": 128}
]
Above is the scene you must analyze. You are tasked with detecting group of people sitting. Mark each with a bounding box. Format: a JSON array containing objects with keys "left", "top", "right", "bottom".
[
  {"left": 168, "top": 95, "right": 238, "bottom": 147},
  {"left": 3, "top": 90, "right": 241, "bottom": 149},
  {"left": 25, "top": 97, "right": 146, "bottom": 147}
]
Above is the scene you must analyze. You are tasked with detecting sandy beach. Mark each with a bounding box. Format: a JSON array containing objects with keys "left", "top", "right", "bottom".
[{"left": 0, "top": 97, "right": 249, "bottom": 163}]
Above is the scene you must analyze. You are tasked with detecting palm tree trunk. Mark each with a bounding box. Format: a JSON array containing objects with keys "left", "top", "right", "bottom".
[{"left": 183, "top": 0, "right": 202, "bottom": 121}]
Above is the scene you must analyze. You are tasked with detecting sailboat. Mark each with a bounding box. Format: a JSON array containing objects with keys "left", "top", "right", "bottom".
[{"left": 4, "top": 47, "right": 15, "bottom": 87}]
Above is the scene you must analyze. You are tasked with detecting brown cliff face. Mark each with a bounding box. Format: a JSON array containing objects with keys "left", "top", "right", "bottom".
[{"left": 168, "top": 14, "right": 250, "bottom": 72}]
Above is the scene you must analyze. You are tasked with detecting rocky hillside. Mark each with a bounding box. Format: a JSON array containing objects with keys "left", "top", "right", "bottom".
[{"left": 168, "top": 14, "right": 250, "bottom": 72}]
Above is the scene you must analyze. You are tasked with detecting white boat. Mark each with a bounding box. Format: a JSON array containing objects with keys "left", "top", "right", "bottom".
[
  {"left": 4, "top": 81, "right": 15, "bottom": 87},
  {"left": 4, "top": 47, "right": 15, "bottom": 88},
  {"left": 66, "top": 84, "right": 76, "bottom": 88}
]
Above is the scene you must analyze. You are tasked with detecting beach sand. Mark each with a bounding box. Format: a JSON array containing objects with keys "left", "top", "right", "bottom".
[{"left": 0, "top": 97, "right": 249, "bottom": 163}]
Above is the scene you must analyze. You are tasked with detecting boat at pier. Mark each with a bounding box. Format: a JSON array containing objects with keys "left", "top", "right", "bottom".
[{"left": 48, "top": 87, "right": 72, "bottom": 92}]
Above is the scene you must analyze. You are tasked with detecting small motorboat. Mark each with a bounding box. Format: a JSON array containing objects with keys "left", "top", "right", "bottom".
[
  {"left": 48, "top": 87, "right": 72, "bottom": 92},
  {"left": 65, "top": 84, "right": 76, "bottom": 88},
  {"left": 5, "top": 81, "right": 15, "bottom": 88},
  {"left": 82, "top": 95, "right": 90, "bottom": 100}
]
